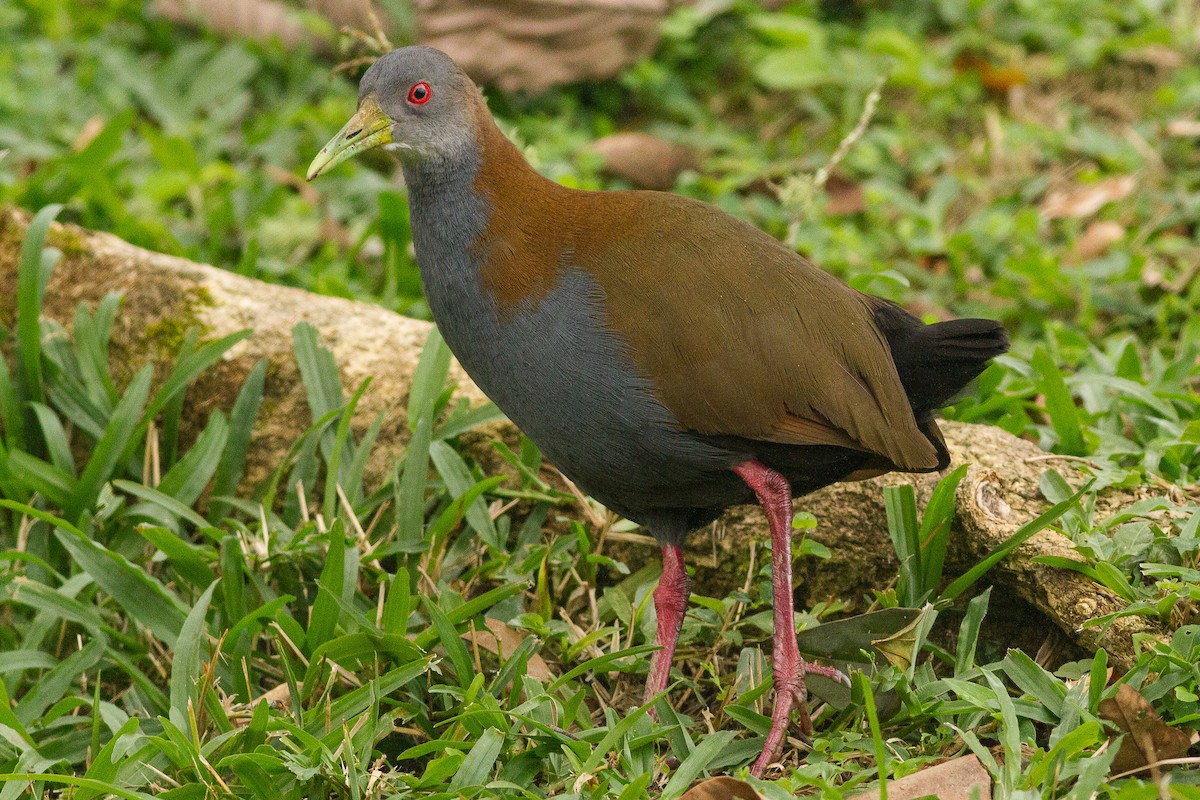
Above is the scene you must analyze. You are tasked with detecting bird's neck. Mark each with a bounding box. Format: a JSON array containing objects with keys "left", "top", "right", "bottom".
[{"left": 402, "top": 103, "right": 564, "bottom": 317}]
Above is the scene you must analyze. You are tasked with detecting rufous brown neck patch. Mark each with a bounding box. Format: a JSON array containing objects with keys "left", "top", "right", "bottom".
[{"left": 471, "top": 117, "right": 575, "bottom": 316}]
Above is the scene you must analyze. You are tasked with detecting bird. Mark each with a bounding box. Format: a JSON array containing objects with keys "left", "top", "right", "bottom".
[{"left": 308, "top": 46, "right": 1008, "bottom": 777}]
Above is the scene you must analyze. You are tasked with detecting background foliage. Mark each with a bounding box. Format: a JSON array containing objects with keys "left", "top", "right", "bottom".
[{"left": 1, "top": 0, "right": 1198, "bottom": 797}]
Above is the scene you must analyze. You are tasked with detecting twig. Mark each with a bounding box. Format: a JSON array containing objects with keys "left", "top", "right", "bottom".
[
  {"left": 784, "top": 75, "right": 886, "bottom": 248},
  {"left": 814, "top": 76, "right": 885, "bottom": 194}
]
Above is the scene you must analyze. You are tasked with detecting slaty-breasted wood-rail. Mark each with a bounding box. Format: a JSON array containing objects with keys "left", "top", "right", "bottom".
[{"left": 308, "top": 46, "right": 1008, "bottom": 777}]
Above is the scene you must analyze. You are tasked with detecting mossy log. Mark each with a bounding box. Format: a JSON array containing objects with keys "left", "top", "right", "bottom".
[{"left": 0, "top": 206, "right": 1170, "bottom": 670}]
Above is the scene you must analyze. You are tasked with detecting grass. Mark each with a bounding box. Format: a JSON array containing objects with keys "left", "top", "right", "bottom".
[{"left": 1, "top": 0, "right": 1200, "bottom": 797}]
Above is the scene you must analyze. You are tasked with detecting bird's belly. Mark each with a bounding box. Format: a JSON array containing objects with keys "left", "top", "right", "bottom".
[{"left": 428, "top": 268, "right": 740, "bottom": 518}]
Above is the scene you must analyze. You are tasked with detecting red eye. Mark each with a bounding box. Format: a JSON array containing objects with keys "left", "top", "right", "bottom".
[{"left": 407, "top": 81, "right": 431, "bottom": 105}]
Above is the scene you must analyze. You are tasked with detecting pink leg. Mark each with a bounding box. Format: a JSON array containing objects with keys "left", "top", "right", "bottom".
[
  {"left": 734, "top": 460, "right": 844, "bottom": 777},
  {"left": 644, "top": 544, "right": 690, "bottom": 716}
]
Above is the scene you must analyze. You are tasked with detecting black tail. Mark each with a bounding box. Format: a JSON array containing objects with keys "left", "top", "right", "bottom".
[{"left": 873, "top": 303, "right": 1009, "bottom": 417}]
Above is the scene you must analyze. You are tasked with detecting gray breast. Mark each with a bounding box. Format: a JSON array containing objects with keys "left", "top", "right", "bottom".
[
  {"left": 403, "top": 156, "right": 743, "bottom": 522},
  {"left": 427, "top": 265, "right": 740, "bottom": 520}
]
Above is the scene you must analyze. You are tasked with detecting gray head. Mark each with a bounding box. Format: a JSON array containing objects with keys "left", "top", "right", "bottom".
[{"left": 307, "top": 47, "right": 481, "bottom": 179}]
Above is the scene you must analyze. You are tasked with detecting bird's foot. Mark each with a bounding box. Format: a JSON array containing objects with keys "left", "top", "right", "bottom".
[{"left": 749, "top": 658, "right": 846, "bottom": 778}]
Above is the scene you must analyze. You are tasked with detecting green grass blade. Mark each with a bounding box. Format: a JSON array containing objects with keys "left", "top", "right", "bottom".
[
  {"left": 159, "top": 329, "right": 200, "bottom": 467},
  {"left": 28, "top": 402, "right": 75, "bottom": 477},
  {"left": 982, "top": 668, "right": 1023, "bottom": 791},
  {"left": 65, "top": 365, "right": 153, "bottom": 522},
  {"left": 129, "top": 330, "right": 252, "bottom": 460},
  {"left": 54, "top": 529, "right": 188, "bottom": 647},
  {"left": 16, "top": 204, "right": 64, "bottom": 411},
  {"left": 407, "top": 327, "right": 451, "bottom": 430},
  {"left": 395, "top": 412, "right": 433, "bottom": 553},
  {"left": 169, "top": 581, "right": 217, "bottom": 730},
  {"left": 74, "top": 292, "right": 121, "bottom": 406},
  {"left": 303, "top": 659, "right": 434, "bottom": 736},
  {"left": 77, "top": 718, "right": 141, "bottom": 800},
  {"left": 46, "top": 378, "right": 108, "bottom": 440},
  {"left": 323, "top": 377, "right": 370, "bottom": 523},
  {"left": 1031, "top": 347, "right": 1087, "bottom": 455},
  {"left": 219, "top": 534, "right": 247, "bottom": 627},
  {"left": 659, "top": 730, "right": 738, "bottom": 800},
  {"left": 917, "top": 464, "right": 967, "bottom": 599},
  {"left": 1001, "top": 649, "right": 1066, "bottom": 717},
  {"left": 424, "top": 595, "right": 474, "bottom": 687},
  {"left": 884, "top": 483, "right": 921, "bottom": 606},
  {"left": 0, "top": 355, "right": 24, "bottom": 450},
  {"left": 306, "top": 527, "right": 347, "bottom": 654},
  {"left": 381, "top": 568, "right": 411, "bottom": 636},
  {"left": 5, "top": 449, "right": 77, "bottom": 507},
  {"left": 13, "top": 636, "right": 104, "bottom": 726},
  {"left": 940, "top": 480, "right": 1091, "bottom": 602},
  {"left": 0, "top": 774, "right": 158, "bottom": 800},
  {"left": 345, "top": 410, "right": 384, "bottom": 507},
  {"left": 113, "top": 479, "right": 210, "bottom": 530},
  {"left": 954, "top": 587, "right": 991, "bottom": 676},
  {"left": 137, "top": 525, "right": 216, "bottom": 588},
  {"left": 447, "top": 728, "right": 504, "bottom": 791},
  {"left": 292, "top": 322, "right": 347, "bottom": 464},
  {"left": 157, "top": 411, "right": 228, "bottom": 506},
  {"left": 434, "top": 401, "right": 505, "bottom": 441},
  {"left": 854, "top": 671, "right": 889, "bottom": 800},
  {"left": 208, "top": 359, "right": 266, "bottom": 522},
  {"left": 429, "top": 440, "right": 499, "bottom": 549}
]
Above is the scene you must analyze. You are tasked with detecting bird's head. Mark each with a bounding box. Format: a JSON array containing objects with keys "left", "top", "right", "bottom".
[{"left": 307, "top": 46, "right": 478, "bottom": 180}]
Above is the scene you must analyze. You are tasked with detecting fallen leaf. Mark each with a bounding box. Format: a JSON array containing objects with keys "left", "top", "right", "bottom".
[
  {"left": 953, "top": 50, "right": 1028, "bottom": 92},
  {"left": 461, "top": 618, "right": 554, "bottom": 682},
  {"left": 824, "top": 174, "right": 867, "bottom": 215},
  {"left": 73, "top": 116, "right": 106, "bottom": 152},
  {"left": 154, "top": 0, "right": 317, "bottom": 51},
  {"left": 1119, "top": 44, "right": 1183, "bottom": 70},
  {"left": 591, "top": 132, "right": 698, "bottom": 191},
  {"left": 259, "top": 681, "right": 294, "bottom": 709},
  {"left": 1074, "top": 220, "right": 1125, "bottom": 262},
  {"left": 1100, "top": 683, "right": 1198, "bottom": 774},
  {"left": 1167, "top": 118, "right": 1200, "bottom": 137},
  {"left": 159, "top": 0, "right": 669, "bottom": 93},
  {"left": 871, "top": 611, "right": 922, "bottom": 671},
  {"left": 1040, "top": 175, "right": 1135, "bottom": 220},
  {"left": 679, "top": 776, "right": 765, "bottom": 800},
  {"left": 419, "top": 0, "right": 668, "bottom": 93},
  {"left": 847, "top": 754, "right": 992, "bottom": 800}
]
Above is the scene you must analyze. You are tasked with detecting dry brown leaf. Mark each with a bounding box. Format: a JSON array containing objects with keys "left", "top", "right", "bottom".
[
  {"left": 461, "top": 618, "right": 554, "bottom": 682},
  {"left": 154, "top": 0, "right": 320, "bottom": 50},
  {"left": 872, "top": 610, "right": 922, "bottom": 671},
  {"left": 824, "top": 174, "right": 867, "bottom": 216},
  {"left": 415, "top": 0, "right": 667, "bottom": 93},
  {"left": 590, "top": 132, "right": 698, "bottom": 191},
  {"left": 1167, "top": 119, "right": 1200, "bottom": 137},
  {"left": 1100, "top": 683, "right": 1198, "bottom": 774},
  {"left": 1120, "top": 44, "right": 1183, "bottom": 70},
  {"left": 953, "top": 50, "right": 1029, "bottom": 92},
  {"left": 1074, "top": 220, "right": 1125, "bottom": 262},
  {"left": 679, "top": 776, "right": 764, "bottom": 800},
  {"left": 848, "top": 754, "right": 992, "bottom": 800},
  {"left": 160, "top": 0, "right": 669, "bottom": 93},
  {"left": 259, "top": 681, "right": 294, "bottom": 709},
  {"left": 1040, "top": 175, "right": 1135, "bottom": 220},
  {"left": 72, "top": 117, "right": 106, "bottom": 152}
]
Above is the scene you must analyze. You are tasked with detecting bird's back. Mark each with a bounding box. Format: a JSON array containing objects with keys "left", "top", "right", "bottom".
[{"left": 411, "top": 117, "right": 1006, "bottom": 524}]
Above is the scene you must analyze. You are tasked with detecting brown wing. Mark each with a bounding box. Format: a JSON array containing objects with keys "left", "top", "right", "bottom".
[{"left": 576, "top": 192, "right": 941, "bottom": 472}]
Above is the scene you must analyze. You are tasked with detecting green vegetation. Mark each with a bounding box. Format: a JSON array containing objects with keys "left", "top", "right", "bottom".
[{"left": 1, "top": 0, "right": 1199, "bottom": 797}]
